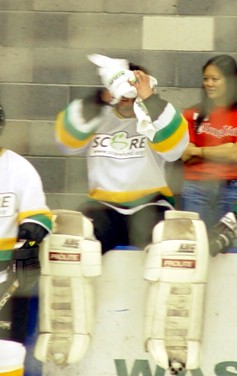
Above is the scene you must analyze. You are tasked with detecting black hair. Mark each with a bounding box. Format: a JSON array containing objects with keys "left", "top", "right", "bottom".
[
  {"left": 129, "top": 62, "right": 149, "bottom": 74},
  {"left": 195, "top": 54, "right": 237, "bottom": 131}
]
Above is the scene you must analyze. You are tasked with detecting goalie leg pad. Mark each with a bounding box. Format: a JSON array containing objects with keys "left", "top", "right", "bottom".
[
  {"left": 34, "top": 210, "right": 102, "bottom": 365},
  {"left": 34, "top": 275, "right": 94, "bottom": 365},
  {"left": 144, "top": 210, "right": 209, "bottom": 373}
]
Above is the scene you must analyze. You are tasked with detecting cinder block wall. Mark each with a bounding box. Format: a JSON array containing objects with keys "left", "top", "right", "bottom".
[{"left": 1, "top": 0, "right": 237, "bottom": 210}]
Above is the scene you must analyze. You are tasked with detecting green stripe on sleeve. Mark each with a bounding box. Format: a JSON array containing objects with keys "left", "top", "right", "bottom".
[
  {"left": 152, "top": 111, "right": 183, "bottom": 144},
  {"left": 63, "top": 108, "right": 93, "bottom": 141}
]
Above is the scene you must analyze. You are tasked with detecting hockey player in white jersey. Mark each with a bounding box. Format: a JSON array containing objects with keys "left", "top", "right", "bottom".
[
  {"left": 0, "top": 104, "right": 53, "bottom": 371},
  {"left": 52, "top": 54, "right": 193, "bottom": 370},
  {"left": 55, "top": 54, "right": 189, "bottom": 254}
]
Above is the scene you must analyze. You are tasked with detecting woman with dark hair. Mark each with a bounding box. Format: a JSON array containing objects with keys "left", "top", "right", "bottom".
[{"left": 181, "top": 54, "right": 237, "bottom": 229}]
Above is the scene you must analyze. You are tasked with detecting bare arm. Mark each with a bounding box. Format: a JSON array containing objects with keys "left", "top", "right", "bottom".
[{"left": 181, "top": 142, "right": 237, "bottom": 163}]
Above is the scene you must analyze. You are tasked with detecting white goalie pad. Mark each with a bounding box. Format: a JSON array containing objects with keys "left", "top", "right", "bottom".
[
  {"left": 34, "top": 209, "right": 102, "bottom": 366},
  {"left": 144, "top": 210, "right": 209, "bottom": 374}
]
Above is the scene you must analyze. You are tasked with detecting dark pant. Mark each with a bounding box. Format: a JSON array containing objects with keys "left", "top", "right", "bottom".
[
  {"left": 0, "top": 248, "right": 40, "bottom": 344},
  {"left": 0, "top": 286, "right": 31, "bottom": 343},
  {"left": 79, "top": 201, "right": 167, "bottom": 253}
]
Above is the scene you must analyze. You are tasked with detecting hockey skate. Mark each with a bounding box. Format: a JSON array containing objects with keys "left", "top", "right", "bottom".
[{"left": 209, "top": 212, "right": 237, "bottom": 257}]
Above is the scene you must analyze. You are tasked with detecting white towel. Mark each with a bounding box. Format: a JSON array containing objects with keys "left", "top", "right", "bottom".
[
  {"left": 88, "top": 54, "right": 158, "bottom": 140},
  {"left": 88, "top": 54, "right": 137, "bottom": 104},
  {"left": 133, "top": 98, "right": 157, "bottom": 141}
]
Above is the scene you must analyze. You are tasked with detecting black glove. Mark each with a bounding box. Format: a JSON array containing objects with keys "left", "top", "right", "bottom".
[
  {"left": 12, "top": 241, "right": 40, "bottom": 294},
  {"left": 18, "top": 222, "right": 48, "bottom": 244},
  {"left": 15, "top": 223, "right": 48, "bottom": 293}
]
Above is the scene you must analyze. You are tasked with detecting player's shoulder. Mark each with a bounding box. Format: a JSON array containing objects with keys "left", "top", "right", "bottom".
[
  {"left": 3, "top": 149, "right": 37, "bottom": 172},
  {"left": 4, "top": 149, "right": 28, "bottom": 163}
]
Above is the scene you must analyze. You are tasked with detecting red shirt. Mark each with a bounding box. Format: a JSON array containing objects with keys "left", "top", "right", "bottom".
[{"left": 183, "top": 106, "right": 237, "bottom": 180}]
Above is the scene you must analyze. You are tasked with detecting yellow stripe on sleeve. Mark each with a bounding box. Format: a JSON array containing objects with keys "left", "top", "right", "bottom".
[
  {"left": 56, "top": 112, "right": 92, "bottom": 149},
  {"left": 149, "top": 117, "right": 188, "bottom": 153}
]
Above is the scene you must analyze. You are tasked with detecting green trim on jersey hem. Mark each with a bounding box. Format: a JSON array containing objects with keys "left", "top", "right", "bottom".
[{"left": 0, "top": 250, "right": 13, "bottom": 261}]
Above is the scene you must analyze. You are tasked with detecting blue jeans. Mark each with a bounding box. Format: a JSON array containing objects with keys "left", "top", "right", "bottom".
[
  {"left": 24, "top": 288, "right": 42, "bottom": 376},
  {"left": 180, "top": 179, "right": 237, "bottom": 228}
]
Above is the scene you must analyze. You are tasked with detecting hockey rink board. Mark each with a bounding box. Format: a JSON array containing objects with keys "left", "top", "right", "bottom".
[{"left": 43, "top": 249, "right": 237, "bottom": 376}]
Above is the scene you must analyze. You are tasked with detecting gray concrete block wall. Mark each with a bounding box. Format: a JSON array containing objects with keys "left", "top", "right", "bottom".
[{"left": 1, "top": 0, "right": 237, "bottom": 210}]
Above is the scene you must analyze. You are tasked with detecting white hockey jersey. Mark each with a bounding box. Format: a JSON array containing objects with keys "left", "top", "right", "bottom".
[
  {"left": 0, "top": 149, "right": 53, "bottom": 260},
  {"left": 55, "top": 94, "right": 188, "bottom": 213}
]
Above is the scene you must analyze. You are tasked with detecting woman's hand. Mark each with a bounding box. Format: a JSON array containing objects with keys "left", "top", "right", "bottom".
[{"left": 181, "top": 144, "right": 202, "bottom": 163}]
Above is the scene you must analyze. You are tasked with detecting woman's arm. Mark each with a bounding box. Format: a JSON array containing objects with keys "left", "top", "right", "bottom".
[{"left": 181, "top": 142, "right": 236, "bottom": 164}]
